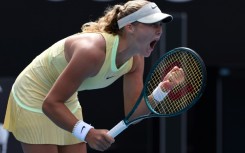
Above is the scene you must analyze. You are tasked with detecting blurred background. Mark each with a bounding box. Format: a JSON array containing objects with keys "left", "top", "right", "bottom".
[{"left": 0, "top": 0, "right": 244, "bottom": 153}]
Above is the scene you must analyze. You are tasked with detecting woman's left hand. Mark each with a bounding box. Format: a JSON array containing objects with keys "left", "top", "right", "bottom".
[{"left": 160, "top": 66, "right": 185, "bottom": 92}]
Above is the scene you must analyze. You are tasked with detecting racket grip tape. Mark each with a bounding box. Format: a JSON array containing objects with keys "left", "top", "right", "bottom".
[{"left": 107, "top": 120, "right": 128, "bottom": 138}]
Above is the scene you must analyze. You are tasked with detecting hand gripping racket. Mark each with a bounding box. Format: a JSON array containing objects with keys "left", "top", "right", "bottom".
[{"left": 107, "top": 47, "right": 207, "bottom": 138}]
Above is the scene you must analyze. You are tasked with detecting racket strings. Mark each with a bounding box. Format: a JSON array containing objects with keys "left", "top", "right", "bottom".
[{"left": 146, "top": 51, "right": 204, "bottom": 115}]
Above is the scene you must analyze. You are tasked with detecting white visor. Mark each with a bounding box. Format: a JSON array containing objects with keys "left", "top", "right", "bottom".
[{"left": 117, "top": 2, "right": 173, "bottom": 29}]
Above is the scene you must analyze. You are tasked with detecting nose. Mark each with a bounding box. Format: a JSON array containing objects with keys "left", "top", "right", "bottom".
[{"left": 156, "top": 25, "right": 162, "bottom": 36}]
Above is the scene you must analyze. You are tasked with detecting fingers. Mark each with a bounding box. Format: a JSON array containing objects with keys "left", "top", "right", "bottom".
[
  {"left": 161, "top": 66, "right": 185, "bottom": 91},
  {"left": 95, "top": 138, "right": 112, "bottom": 152},
  {"left": 87, "top": 129, "right": 115, "bottom": 152},
  {"left": 97, "top": 131, "right": 115, "bottom": 151},
  {"left": 168, "top": 68, "right": 185, "bottom": 84}
]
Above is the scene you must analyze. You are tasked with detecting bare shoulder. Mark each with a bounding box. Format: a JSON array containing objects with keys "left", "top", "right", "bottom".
[
  {"left": 64, "top": 33, "right": 106, "bottom": 63},
  {"left": 64, "top": 33, "right": 106, "bottom": 77}
]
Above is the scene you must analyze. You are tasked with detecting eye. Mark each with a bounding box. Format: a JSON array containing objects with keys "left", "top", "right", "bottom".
[
  {"left": 145, "top": 21, "right": 163, "bottom": 28},
  {"left": 146, "top": 21, "right": 163, "bottom": 27}
]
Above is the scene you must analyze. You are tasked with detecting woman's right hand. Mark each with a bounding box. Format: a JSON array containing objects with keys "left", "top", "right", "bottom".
[{"left": 85, "top": 128, "right": 115, "bottom": 151}]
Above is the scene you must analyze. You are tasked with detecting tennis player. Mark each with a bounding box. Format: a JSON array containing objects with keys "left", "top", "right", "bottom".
[{"left": 3, "top": 0, "right": 184, "bottom": 152}]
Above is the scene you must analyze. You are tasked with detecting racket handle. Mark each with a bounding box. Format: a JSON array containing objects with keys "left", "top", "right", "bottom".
[{"left": 107, "top": 120, "right": 128, "bottom": 138}]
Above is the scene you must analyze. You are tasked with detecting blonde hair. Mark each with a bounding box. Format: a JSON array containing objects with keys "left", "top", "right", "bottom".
[{"left": 81, "top": 0, "right": 150, "bottom": 35}]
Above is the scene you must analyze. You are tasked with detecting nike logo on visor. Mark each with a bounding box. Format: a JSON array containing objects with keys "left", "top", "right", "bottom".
[{"left": 151, "top": 5, "right": 157, "bottom": 9}]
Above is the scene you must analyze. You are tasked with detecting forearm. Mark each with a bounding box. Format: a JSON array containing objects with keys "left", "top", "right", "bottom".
[
  {"left": 42, "top": 101, "right": 78, "bottom": 132},
  {"left": 128, "top": 99, "right": 150, "bottom": 121}
]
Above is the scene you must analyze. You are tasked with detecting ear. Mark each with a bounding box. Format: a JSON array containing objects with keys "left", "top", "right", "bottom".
[{"left": 125, "top": 24, "right": 135, "bottom": 33}]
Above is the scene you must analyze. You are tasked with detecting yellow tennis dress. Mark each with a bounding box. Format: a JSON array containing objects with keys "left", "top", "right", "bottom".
[{"left": 3, "top": 32, "right": 133, "bottom": 145}]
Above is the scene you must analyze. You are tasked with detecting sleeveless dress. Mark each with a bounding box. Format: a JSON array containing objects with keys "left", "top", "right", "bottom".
[{"left": 3, "top": 32, "right": 133, "bottom": 145}]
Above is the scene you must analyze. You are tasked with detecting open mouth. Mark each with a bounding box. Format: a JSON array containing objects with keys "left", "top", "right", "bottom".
[{"left": 150, "top": 40, "right": 157, "bottom": 49}]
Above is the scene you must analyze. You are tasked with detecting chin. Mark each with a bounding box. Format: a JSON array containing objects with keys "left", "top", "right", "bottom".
[
  {"left": 144, "top": 53, "right": 151, "bottom": 57},
  {"left": 145, "top": 49, "right": 153, "bottom": 57}
]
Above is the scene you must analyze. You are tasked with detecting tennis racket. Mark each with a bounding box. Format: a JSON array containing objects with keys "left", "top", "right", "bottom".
[{"left": 107, "top": 47, "right": 207, "bottom": 138}]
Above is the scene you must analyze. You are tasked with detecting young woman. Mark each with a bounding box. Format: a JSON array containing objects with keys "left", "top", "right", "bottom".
[{"left": 3, "top": 0, "right": 184, "bottom": 152}]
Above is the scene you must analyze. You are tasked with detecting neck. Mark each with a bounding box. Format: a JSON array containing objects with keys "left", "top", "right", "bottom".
[{"left": 116, "top": 35, "right": 137, "bottom": 68}]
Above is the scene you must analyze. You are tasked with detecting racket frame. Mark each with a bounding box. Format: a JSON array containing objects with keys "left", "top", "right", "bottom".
[{"left": 108, "top": 47, "right": 207, "bottom": 138}]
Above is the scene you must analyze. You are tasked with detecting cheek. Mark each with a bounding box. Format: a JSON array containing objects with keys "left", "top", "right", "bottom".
[
  {"left": 137, "top": 32, "right": 151, "bottom": 43},
  {"left": 134, "top": 28, "right": 153, "bottom": 45},
  {"left": 138, "top": 36, "right": 147, "bottom": 43}
]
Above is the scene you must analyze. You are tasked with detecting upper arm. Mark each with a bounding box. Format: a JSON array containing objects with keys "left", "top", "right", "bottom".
[
  {"left": 44, "top": 34, "right": 105, "bottom": 104},
  {"left": 123, "top": 55, "right": 145, "bottom": 115}
]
